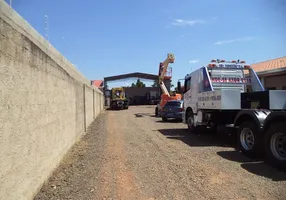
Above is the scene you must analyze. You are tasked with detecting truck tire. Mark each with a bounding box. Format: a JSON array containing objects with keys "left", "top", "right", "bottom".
[
  {"left": 155, "top": 107, "right": 158, "bottom": 116},
  {"left": 186, "top": 111, "right": 198, "bottom": 134},
  {"left": 237, "top": 121, "right": 263, "bottom": 158},
  {"left": 162, "top": 117, "right": 168, "bottom": 122},
  {"left": 264, "top": 122, "right": 286, "bottom": 170}
]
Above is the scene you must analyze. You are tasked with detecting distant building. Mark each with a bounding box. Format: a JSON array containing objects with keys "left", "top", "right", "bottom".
[{"left": 250, "top": 56, "right": 286, "bottom": 90}]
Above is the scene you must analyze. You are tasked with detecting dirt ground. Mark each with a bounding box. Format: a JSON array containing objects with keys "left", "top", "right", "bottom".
[{"left": 34, "top": 106, "right": 286, "bottom": 200}]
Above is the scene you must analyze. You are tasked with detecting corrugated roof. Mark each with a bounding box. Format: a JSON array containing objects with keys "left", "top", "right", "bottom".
[
  {"left": 92, "top": 80, "right": 103, "bottom": 88},
  {"left": 251, "top": 56, "right": 286, "bottom": 73}
]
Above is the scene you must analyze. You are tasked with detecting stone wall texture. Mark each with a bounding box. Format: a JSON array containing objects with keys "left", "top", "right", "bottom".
[{"left": 0, "top": 1, "right": 104, "bottom": 199}]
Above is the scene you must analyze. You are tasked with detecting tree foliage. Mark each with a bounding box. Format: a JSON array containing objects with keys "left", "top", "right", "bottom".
[
  {"left": 152, "top": 79, "right": 174, "bottom": 88},
  {"left": 131, "top": 79, "right": 146, "bottom": 87},
  {"left": 151, "top": 80, "right": 159, "bottom": 87}
]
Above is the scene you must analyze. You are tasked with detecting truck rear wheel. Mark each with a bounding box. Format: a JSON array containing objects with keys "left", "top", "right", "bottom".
[
  {"left": 186, "top": 111, "right": 197, "bottom": 134},
  {"left": 237, "top": 121, "right": 263, "bottom": 158},
  {"left": 155, "top": 107, "right": 158, "bottom": 116},
  {"left": 264, "top": 122, "right": 286, "bottom": 169}
]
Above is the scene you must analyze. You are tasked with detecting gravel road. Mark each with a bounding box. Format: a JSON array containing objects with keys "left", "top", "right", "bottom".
[{"left": 35, "top": 106, "right": 286, "bottom": 200}]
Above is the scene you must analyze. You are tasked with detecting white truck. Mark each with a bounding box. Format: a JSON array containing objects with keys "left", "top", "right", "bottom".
[{"left": 177, "top": 59, "right": 286, "bottom": 169}]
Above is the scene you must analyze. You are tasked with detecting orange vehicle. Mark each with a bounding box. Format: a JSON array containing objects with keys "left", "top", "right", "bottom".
[{"left": 155, "top": 53, "right": 182, "bottom": 116}]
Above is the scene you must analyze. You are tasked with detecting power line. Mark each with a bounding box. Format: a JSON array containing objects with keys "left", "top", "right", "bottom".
[{"left": 45, "top": 15, "right": 49, "bottom": 42}]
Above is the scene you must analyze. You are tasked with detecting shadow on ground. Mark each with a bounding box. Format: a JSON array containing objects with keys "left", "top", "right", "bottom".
[
  {"left": 156, "top": 119, "right": 182, "bottom": 123},
  {"left": 134, "top": 113, "right": 157, "bottom": 118},
  {"left": 105, "top": 108, "right": 121, "bottom": 111},
  {"left": 157, "top": 127, "right": 286, "bottom": 181},
  {"left": 129, "top": 105, "right": 156, "bottom": 108},
  {"left": 157, "top": 128, "right": 236, "bottom": 147},
  {"left": 217, "top": 151, "right": 286, "bottom": 181}
]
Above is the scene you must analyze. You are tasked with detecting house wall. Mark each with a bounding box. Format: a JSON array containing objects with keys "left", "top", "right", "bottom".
[{"left": 260, "top": 74, "right": 286, "bottom": 90}]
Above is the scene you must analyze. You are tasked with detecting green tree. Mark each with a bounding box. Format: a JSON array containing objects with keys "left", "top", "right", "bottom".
[
  {"left": 151, "top": 80, "right": 160, "bottom": 87},
  {"left": 131, "top": 79, "right": 146, "bottom": 87},
  {"left": 152, "top": 79, "right": 174, "bottom": 88}
]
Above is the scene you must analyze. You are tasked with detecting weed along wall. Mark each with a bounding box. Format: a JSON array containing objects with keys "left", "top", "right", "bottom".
[{"left": 0, "top": 1, "right": 104, "bottom": 199}]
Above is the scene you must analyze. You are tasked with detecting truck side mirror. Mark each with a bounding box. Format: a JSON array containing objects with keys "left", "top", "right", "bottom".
[{"left": 177, "top": 81, "right": 181, "bottom": 92}]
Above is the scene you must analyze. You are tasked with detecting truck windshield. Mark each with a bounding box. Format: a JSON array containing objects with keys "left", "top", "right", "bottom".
[{"left": 113, "top": 90, "right": 125, "bottom": 98}]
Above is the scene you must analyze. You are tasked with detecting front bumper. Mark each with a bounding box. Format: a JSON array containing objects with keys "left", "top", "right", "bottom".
[
  {"left": 111, "top": 100, "right": 127, "bottom": 109},
  {"left": 161, "top": 111, "right": 183, "bottom": 119}
]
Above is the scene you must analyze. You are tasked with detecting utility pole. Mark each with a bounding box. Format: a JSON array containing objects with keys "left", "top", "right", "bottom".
[
  {"left": 9, "top": 0, "right": 12, "bottom": 7},
  {"left": 45, "top": 15, "right": 49, "bottom": 42}
]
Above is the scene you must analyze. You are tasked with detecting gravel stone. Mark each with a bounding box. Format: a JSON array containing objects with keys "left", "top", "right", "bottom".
[{"left": 35, "top": 106, "right": 286, "bottom": 200}]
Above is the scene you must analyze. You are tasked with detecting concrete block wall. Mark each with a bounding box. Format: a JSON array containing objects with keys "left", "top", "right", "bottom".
[
  {"left": 85, "top": 86, "right": 94, "bottom": 129},
  {"left": 0, "top": 1, "right": 104, "bottom": 199}
]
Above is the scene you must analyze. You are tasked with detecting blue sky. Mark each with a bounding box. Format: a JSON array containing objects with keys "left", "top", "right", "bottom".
[{"left": 6, "top": 0, "right": 286, "bottom": 88}]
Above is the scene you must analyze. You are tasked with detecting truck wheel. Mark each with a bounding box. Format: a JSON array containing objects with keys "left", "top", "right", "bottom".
[
  {"left": 186, "top": 111, "right": 197, "bottom": 134},
  {"left": 155, "top": 107, "right": 158, "bottom": 116},
  {"left": 264, "top": 122, "right": 286, "bottom": 169},
  {"left": 237, "top": 121, "right": 263, "bottom": 158},
  {"left": 162, "top": 117, "right": 168, "bottom": 122}
]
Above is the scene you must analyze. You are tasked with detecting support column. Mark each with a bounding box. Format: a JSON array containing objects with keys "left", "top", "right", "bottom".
[
  {"left": 83, "top": 84, "right": 86, "bottom": 132},
  {"left": 93, "top": 89, "right": 95, "bottom": 119}
]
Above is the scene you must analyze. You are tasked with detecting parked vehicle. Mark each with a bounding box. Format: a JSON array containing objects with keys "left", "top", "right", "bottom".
[
  {"left": 110, "top": 87, "right": 129, "bottom": 110},
  {"left": 161, "top": 100, "right": 184, "bottom": 121},
  {"left": 178, "top": 59, "right": 286, "bottom": 169}
]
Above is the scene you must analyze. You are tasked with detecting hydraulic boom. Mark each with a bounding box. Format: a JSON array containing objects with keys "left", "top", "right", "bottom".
[
  {"left": 155, "top": 53, "right": 182, "bottom": 117},
  {"left": 158, "top": 53, "right": 175, "bottom": 97}
]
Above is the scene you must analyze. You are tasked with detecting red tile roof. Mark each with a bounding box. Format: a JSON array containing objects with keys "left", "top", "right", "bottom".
[
  {"left": 92, "top": 80, "right": 103, "bottom": 88},
  {"left": 251, "top": 56, "right": 286, "bottom": 73}
]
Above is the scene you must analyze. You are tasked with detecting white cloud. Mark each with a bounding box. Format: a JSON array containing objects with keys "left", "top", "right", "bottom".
[
  {"left": 214, "top": 37, "right": 254, "bottom": 45},
  {"left": 189, "top": 59, "right": 199, "bottom": 64},
  {"left": 172, "top": 19, "right": 205, "bottom": 26}
]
